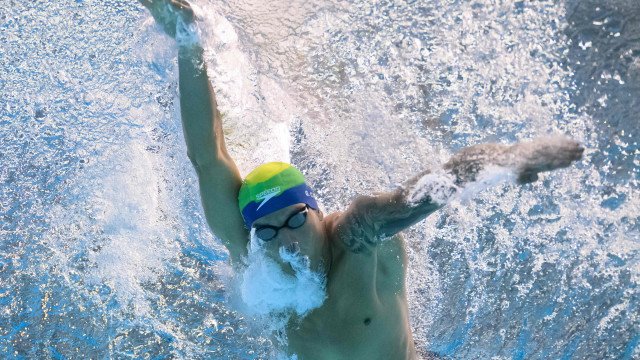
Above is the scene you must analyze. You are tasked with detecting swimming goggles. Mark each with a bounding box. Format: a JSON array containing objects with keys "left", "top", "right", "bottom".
[{"left": 254, "top": 206, "right": 309, "bottom": 241}]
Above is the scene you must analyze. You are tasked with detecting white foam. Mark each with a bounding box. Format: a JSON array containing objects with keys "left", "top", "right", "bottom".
[
  {"left": 238, "top": 231, "right": 327, "bottom": 318},
  {"left": 85, "top": 141, "right": 177, "bottom": 315},
  {"left": 406, "top": 165, "right": 519, "bottom": 211},
  {"left": 193, "top": 5, "right": 296, "bottom": 174},
  {"left": 407, "top": 171, "right": 458, "bottom": 206},
  {"left": 457, "top": 165, "right": 517, "bottom": 203}
]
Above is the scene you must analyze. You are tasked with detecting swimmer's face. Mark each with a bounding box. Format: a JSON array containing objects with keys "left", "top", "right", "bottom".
[{"left": 252, "top": 203, "right": 327, "bottom": 273}]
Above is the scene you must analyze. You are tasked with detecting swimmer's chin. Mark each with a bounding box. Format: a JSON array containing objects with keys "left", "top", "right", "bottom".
[{"left": 281, "top": 262, "right": 296, "bottom": 276}]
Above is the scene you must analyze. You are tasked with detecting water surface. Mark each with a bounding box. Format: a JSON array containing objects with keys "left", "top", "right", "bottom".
[{"left": 1, "top": 0, "right": 638, "bottom": 358}]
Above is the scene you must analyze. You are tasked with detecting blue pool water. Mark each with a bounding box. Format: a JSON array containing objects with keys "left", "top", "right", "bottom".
[{"left": 1, "top": 0, "right": 638, "bottom": 358}]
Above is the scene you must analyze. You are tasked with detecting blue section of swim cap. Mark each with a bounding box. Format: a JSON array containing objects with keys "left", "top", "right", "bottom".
[{"left": 241, "top": 183, "right": 318, "bottom": 228}]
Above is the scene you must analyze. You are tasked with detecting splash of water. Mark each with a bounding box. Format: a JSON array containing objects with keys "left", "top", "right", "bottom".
[
  {"left": 2, "top": 0, "right": 638, "bottom": 358},
  {"left": 407, "top": 171, "right": 458, "bottom": 207},
  {"left": 238, "top": 231, "right": 327, "bottom": 318}
]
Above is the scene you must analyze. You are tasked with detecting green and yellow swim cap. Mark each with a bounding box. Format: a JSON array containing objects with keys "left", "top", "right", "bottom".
[{"left": 238, "top": 162, "right": 318, "bottom": 228}]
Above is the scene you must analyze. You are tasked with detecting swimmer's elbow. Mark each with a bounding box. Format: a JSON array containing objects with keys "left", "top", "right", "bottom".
[
  {"left": 347, "top": 192, "right": 441, "bottom": 238},
  {"left": 187, "top": 149, "right": 235, "bottom": 176},
  {"left": 187, "top": 151, "right": 211, "bottom": 175}
]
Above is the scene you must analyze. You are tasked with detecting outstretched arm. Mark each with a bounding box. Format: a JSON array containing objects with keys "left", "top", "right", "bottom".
[
  {"left": 142, "top": 0, "right": 249, "bottom": 261},
  {"left": 334, "top": 136, "right": 584, "bottom": 254}
]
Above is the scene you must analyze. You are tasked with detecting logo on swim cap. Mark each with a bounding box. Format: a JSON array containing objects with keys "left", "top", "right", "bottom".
[
  {"left": 256, "top": 186, "right": 281, "bottom": 211},
  {"left": 238, "top": 162, "right": 318, "bottom": 228},
  {"left": 256, "top": 187, "right": 281, "bottom": 200}
]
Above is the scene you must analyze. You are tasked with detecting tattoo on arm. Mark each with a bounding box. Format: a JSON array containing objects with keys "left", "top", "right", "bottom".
[
  {"left": 340, "top": 211, "right": 379, "bottom": 254},
  {"left": 338, "top": 175, "right": 449, "bottom": 253}
]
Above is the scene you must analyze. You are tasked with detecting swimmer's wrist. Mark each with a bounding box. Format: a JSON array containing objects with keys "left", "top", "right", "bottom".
[
  {"left": 178, "top": 42, "right": 203, "bottom": 53},
  {"left": 175, "top": 16, "right": 201, "bottom": 48}
]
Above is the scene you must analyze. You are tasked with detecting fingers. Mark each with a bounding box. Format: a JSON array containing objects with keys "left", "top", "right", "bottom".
[
  {"left": 550, "top": 136, "right": 584, "bottom": 162},
  {"left": 140, "top": 0, "right": 193, "bottom": 18},
  {"left": 555, "top": 143, "right": 583, "bottom": 168},
  {"left": 561, "top": 140, "right": 584, "bottom": 162},
  {"left": 571, "top": 146, "right": 584, "bottom": 161},
  {"left": 574, "top": 143, "right": 585, "bottom": 160}
]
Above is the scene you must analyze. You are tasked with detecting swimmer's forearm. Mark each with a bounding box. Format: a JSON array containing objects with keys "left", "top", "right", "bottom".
[
  {"left": 394, "top": 145, "right": 508, "bottom": 211},
  {"left": 177, "top": 45, "right": 230, "bottom": 168},
  {"left": 409, "top": 138, "right": 582, "bottom": 205},
  {"left": 337, "top": 178, "right": 443, "bottom": 253},
  {"left": 340, "top": 163, "right": 468, "bottom": 252},
  {"left": 177, "top": 44, "right": 247, "bottom": 261},
  {"left": 443, "top": 136, "right": 583, "bottom": 184},
  {"left": 442, "top": 143, "right": 511, "bottom": 185}
]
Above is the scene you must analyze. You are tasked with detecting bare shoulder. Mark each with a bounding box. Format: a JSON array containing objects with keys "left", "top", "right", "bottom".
[
  {"left": 323, "top": 201, "right": 382, "bottom": 256},
  {"left": 325, "top": 210, "right": 407, "bottom": 297},
  {"left": 323, "top": 211, "right": 345, "bottom": 249}
]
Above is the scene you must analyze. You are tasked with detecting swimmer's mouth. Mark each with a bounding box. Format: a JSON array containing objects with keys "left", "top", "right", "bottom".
[
  {"left": 285, "top": 242, "right": 300, "bottom": 255},
  {"left": 279, "top": 242, "right": 312, "bottom": 274}
]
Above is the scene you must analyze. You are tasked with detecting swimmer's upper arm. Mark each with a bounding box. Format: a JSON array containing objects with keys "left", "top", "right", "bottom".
[
  {"left": 334, "top": 177, "right": 443, "bottom": 254},
  {"left": 177, "top": 45, "right": 249, "bottom": 262},
  {"left": 193, "top": 155, "right": 249, "bottom": 262}
]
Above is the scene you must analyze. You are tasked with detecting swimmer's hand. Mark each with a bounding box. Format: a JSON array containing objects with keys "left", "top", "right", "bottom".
[
  {"left": 140, "top": 0, "right": 196, "bottom": 39},
  {"left": 510, "top": 135, "right": 584, "bottom": 184}
]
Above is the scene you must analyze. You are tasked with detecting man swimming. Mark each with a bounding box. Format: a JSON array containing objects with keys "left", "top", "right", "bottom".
[{"left": 141, "top": 1, "right": 584, "bottom": 359}]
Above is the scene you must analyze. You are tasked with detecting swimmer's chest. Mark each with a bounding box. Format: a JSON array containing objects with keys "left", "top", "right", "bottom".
[{"left": 286, "top": 236, "right": 411, "bottom": 359}]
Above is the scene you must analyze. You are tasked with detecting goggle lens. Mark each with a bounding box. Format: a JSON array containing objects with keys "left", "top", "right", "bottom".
[
  {"left": 255, "top": 227, "right": 278, "bottom": 241},
  {"left": 254, "top": 207, "right": 309, "bottom": 241},
  {"left": 286, "top": 211, "right": 307, "bottom": 229}
]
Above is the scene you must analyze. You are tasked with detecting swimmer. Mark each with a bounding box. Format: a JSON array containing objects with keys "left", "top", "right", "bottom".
[{"left": 141, "top": 1, "right": 584, "bottom": 358}]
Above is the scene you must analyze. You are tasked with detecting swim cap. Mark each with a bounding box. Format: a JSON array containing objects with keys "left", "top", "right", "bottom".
[{"left": 238, "top": 162, "right": 318, "bottom": 228}]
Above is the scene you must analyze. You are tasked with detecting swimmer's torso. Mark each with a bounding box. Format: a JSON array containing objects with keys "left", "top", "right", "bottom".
[{"left": 286, "top": 214, "right": 417, "bottom": 360}]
